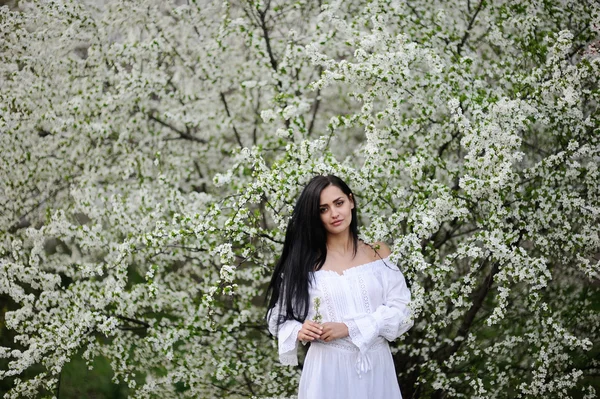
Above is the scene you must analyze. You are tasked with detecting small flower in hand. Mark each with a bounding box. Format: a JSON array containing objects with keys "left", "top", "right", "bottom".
[{"left": 313, "top": 297, "right": 323, "bottom": 324}]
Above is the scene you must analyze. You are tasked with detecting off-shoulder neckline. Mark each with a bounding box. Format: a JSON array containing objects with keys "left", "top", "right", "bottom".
[{"left": 313, "top": 255, "right": 391, "bottom": 277}]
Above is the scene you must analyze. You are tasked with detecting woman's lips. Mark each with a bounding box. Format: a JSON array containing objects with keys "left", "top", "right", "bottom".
[{"left": 332, "top": 220, "right": 343, "bottom": 226}]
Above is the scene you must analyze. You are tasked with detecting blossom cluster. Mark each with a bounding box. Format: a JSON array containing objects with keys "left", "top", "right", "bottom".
[{"left": 0, "top": 0, "right": 599, "bottom": 397}]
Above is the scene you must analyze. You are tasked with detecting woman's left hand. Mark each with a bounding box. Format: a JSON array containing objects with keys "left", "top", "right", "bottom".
[{"left": 320, "top": 322, "right": 349, "bottom": 342}]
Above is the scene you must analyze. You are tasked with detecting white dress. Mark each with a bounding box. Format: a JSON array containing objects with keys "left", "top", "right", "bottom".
[{"left": 268, "top": 256, "right": 413, "bottom": 399}]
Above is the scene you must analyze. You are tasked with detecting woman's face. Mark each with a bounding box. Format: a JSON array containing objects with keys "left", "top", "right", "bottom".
[{"left": 319, "top": 185, "right": 354, "bottom": 235}]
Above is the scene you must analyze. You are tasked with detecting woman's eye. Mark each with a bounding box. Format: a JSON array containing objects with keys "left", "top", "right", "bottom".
[
  {"left": 320, "top": 207, "right": 327, "bottom": 213},
  {"left": 335, "top": 201, "right": 343, "bottom": 206}
]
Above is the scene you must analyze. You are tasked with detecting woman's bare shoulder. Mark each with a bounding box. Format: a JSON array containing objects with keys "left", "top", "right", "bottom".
[
  {"left": 360, "top": 240, "right": 391, "bottom": 260},
  {"left": 372, "top": 241, "right": 391, "bottom": 257}
]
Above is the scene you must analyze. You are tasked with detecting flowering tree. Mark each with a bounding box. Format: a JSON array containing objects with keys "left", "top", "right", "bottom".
[{"left": 1, "top": 0, "right": 599, "bottom": 397}]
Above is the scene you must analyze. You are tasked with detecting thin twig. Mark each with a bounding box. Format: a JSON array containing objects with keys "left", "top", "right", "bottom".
[
  {"left": 220, "top": 92, "right": 244, "bottom": 148},
  {"left": 257, "top": 1, "right": 278, "bottom": 72},
  {"left": 148, "top": 113, "right": 207, "bottom": 144},
  {"left": 457, "top": 0, "right": 484, "bottom": 55}
]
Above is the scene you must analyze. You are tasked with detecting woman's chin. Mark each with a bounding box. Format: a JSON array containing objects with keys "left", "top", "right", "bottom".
[{"left": 326, "top": 224, "right": 349, "bottom": 235}]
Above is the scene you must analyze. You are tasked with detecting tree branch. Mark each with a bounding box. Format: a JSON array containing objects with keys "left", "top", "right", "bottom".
[
  {"left": 7, "top": 183, "right": 70, "bottom": 234},
  {"left": 257, "top": 3, "right": 278, "bottom": 72},
  {"left": 307, "top": 85, "right": 322, "bottom": 137},
  {"left": 235, "top": 348, "right": 256, "bottom": 396},
  {"left": 434, "top": 255, "right": 497, "bottom": 363},
  {"left": 438, "top": 129, "right": 462, "bottom": 158},
  {"left": 115, "top": 315, "right": 150, "bottom": 330},
  {"left": 457, "top": 0, "right": 484, "bottom": 56},
  {"left": 56, "top": 370, "right": 61, "bottom": 399},
  {"left": 148, "top": 113, "right": 207, "bottom": 144},
  {"left": 220, "top": 92, "right": 244, "bottom": 148}
]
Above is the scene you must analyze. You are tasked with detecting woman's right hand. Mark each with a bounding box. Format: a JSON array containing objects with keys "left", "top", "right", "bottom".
[{"left": 297, "top": 320, "right": 323, "bottom": 342}]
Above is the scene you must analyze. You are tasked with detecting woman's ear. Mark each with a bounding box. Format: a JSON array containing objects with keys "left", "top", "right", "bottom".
[{"left": 349, "top": 193, "right": 355, "bottom": 209}]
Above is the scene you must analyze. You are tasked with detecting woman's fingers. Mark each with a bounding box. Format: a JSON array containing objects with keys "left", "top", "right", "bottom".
[
  {"left": 299, "top": 320, "right": 323, "bottom": 341},
  {"left": 298, "top": 320, "right": 329, "bottom": 342},
  {"left": 302, "top": 331, "right": 319, "bottom": 340},
  {"left": 306, "top": 322, "right": 322, "bottom": 333},
  {"left": 310, "top": 327, "right": 322, "bottom": 338},
  {"left": 320, "top": 324, "right": 336, "bottom": 341},
  {"left": 303, "top": 322, "right": 346, "bottom": 343},
  {"left": 306, "top": 321, "right": 322, "bottom": 331},
  {"left": 306, "top": 325, "right": 322, "bottom": 334}
]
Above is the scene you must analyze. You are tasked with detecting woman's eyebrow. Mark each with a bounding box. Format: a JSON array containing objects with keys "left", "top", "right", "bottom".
[{"left": 320, "top": 197, "right": 343, "bottom": 207}]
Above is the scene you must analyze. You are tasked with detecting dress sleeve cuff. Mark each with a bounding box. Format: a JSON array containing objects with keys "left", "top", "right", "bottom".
[
  {"left": 345, "top": 314, "right": 378, "bottom": 352},
  {"left": 279, "top": 351, "right": 299, "bottom": 366},
  {"left": 278, "top": 321, "right": 302, "bottom": 365}
]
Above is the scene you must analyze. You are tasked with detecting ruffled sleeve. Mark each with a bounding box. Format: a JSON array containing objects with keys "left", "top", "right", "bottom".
[
  {"left": 345, "top": 261, "right": 413, "bottom": 352},
  {"left": 267, "top": 305, "right": 303, "bottom": 366}
]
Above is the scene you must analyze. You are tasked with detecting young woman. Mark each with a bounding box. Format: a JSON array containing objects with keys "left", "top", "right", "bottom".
[{"left": 266, "top": 175, "right": 413, "bottom": 398}]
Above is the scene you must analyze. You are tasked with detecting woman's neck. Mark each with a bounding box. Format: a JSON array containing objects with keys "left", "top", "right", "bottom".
[{"left": 326, "top": 232, "right": 355, "bottom": 257}]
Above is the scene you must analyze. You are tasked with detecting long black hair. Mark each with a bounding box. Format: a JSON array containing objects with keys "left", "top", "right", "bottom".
[{"left": 265, "top": 175, "right": 359, "bottom": 330}]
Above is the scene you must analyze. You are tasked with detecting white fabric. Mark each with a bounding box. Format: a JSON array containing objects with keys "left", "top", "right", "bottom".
[
  {"left": 267, "top": 300, "right": 303, "bottom": 366},
  {"left": 268, "top": 256, "right": 413, "bottom": 399}
]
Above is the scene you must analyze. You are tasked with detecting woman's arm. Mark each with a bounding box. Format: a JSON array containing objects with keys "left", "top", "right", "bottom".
[
  {"left": 344, "top": 245, "right": 413, "bottom": 351},
  {"left": 267, "top": 307, "right": 303, "bottom": 366}
]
